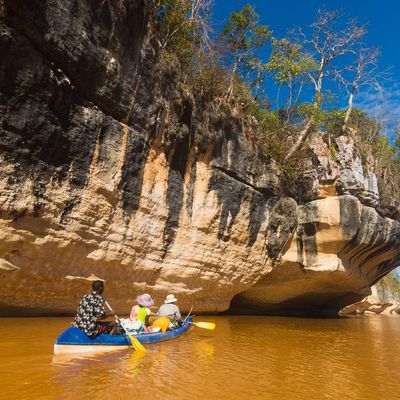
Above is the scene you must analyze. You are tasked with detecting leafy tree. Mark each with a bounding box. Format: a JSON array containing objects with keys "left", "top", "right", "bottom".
[
  {"left": 155, "top": 0, "right": 213, "bottom": 69},
  {"left": 348, "top": 108, "right": 382, "bottom": 144},
  {"left": 321, "top": 109, "right": 346, "bottom": 137},
  {"left": 221, "top": 4, "right": 271, "bottom": 100},
  {"left": 267, "top": 38, "right": 317, "bottom": 124},
  {"left": 151, "top": 1, "right": 400, "bottom": 199}
]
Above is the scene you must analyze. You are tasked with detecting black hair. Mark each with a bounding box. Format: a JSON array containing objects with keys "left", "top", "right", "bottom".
[{"left": 92, "top": 280, "right": 104, "bottom": 293}]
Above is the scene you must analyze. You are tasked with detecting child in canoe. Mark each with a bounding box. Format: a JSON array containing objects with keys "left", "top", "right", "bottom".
[{"left": 121, "top": 293, "right": 155, "bottom": 333}]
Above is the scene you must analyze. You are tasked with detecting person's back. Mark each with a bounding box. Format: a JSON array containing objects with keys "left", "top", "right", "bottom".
[
  {"left": 74, "top": 281, "right": 106, "bottom": 337},
  {"left": 127, "top": 293, "right": 154, "bottom": 331},
  {"left": 158, "top": 303, "right": 181, "bottom": 320},
  {"left": 157, "top": 294, "right": 182, "bottom": 326},
  {"left": 131, "top": 305, "right": 148, "bottom": 325}
]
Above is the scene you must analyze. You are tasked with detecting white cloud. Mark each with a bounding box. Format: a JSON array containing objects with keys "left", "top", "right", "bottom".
[{"left": 354, "top": 82, "right": 400, "bottom": 130}]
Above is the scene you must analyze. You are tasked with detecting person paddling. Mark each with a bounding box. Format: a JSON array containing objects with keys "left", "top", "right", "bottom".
[{"left": 74, "top": 280, "right": 118, "bottom": 337}]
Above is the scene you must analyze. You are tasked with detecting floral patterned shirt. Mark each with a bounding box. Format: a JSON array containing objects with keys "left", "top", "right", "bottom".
[{"left": 74, "top": 292, "right": 106, "bottom": 337}]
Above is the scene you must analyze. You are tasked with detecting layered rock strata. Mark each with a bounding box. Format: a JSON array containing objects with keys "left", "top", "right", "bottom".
[
  {"left": 1, "top": 0, "right": 400, "bottom": 315},
  {"left": 341, "top": 286, "right": 400, "bottom": 316}
]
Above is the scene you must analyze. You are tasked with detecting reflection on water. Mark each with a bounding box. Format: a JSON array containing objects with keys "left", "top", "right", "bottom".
[{"left": 1, "top": 316, "right": 400, "bottom": 399}]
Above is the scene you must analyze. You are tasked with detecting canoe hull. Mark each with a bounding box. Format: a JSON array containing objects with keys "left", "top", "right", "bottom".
[
  {"left": 54, "top": 317, "right": 192, "bottom": 354},
  {"left": 54, "top": 344, "right": 131, "bottom": 354}
]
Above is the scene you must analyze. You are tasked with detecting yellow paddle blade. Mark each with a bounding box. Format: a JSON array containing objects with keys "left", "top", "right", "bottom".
[
  {"left": 193, "top": 321, "right": 215, "bottom": 330},
  {"left": 127, "top": 332, "right": 147, "bottom": 352}
]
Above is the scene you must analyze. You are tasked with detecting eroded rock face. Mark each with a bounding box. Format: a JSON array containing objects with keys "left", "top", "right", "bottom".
[
  {"left": 341, "top": 286, "right": 400, "bottom": 316},
  {"left": 232, "top": 195, "right": 400, "bottom": 314},
  {"left": 1, "top": 0, "right": 400, "bottom": 316}
]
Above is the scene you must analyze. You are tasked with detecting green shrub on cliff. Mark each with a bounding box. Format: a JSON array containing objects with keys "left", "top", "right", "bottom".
[
  {"left": 321, "top": 109, "right": 346, "bottom": 137},
  {"left": 344, "top": 109, "right": 400, "bottom": 201},
  {"left": 377, "top": 271, "right": 400, "bottom": 302},
  {"left": 154, "top": 0, "right": 200, "bottom": 69},
  {"left": 153, "top": 0, "right": 215, "bottom": 72},
  {"left": 220, "top": 4, "right": 271, "bottom": 100},
  {"left": 151, "top": 1, "right": 399, "bottom": 181}
]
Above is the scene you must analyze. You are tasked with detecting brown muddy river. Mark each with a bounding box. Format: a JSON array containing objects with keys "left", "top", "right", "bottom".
[{"left": 1, "top": 315, "right": 400, "bottom": 400}]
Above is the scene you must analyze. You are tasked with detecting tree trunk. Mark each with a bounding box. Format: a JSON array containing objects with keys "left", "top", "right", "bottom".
[
  {"left": 284, "top": 116, "right": 315, "bottom": 161},
  {"left": 284, "top": 72, "right": 322, "bottom": 161},
  {"left": 342, "top": 90, "right": 354, "bottom": 133},
  {"left": 227, "top": 60, "right": 238, "bottom": 101}
]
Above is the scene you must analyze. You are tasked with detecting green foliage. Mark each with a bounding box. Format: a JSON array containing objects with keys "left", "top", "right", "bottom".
[
  {"left": 155, "top": 0, "right": 200, "bottom": 69},
  {"left": 151, "top": 2, "right": 400, "bottom": 196},
  {"left": 221, "top": 4, "right": 271, "bottom": 83},
  {"left": 348, "top": 108, "right": 382, "bottom": 143},
  {"left": 222, "top": 4, "right": 271, "bottom": 52},
  {"left": 377, "top": 271, "right": 400, "bottom": 302},
  {"left": 241, "top": 103, "right": 294, "bottom": 162},
  {"left": 322, "top": 109, "right": 346, "bottom": 135},
  {"left": 267, "top": 38, "right": 317, "bottom": 85},
  {"left": 373, "top": 136, "right": 395, "bottom": 156},
  {"left": 188, "top": 59, "right": 230, "bottom": 101},
  {"left": 297, "top": 102, "right": 316, "bottom": 121},
  {"left": 328, "top": 144, "right": 338, "bottom": 160},
  {"left": 346, "top": 109, "right": 400, "bottom": 201}
]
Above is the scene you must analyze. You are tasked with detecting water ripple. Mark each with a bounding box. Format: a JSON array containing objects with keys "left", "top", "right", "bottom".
[{"left": 1, "top": 316, "right": 400, "bottom": 399}]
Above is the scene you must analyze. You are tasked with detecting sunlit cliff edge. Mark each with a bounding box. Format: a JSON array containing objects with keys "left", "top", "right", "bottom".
[{"left": 1, "top": 0, "right": 400, "bottom": 316}]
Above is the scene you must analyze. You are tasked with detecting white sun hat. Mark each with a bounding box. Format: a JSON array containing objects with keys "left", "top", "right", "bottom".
[{"left": 164, "top": 294, "right": 178, "bottom": 304}]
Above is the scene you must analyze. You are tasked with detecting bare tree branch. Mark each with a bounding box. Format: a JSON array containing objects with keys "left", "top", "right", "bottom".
[
  {"left": 339, "top": 47, "right": 390, "bottom": 133},
  {"left": 284, "top": 9, "right": 366, "bottom": 161}
]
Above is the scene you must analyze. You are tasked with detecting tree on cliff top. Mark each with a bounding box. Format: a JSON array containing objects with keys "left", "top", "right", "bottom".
[
  {"left": 152, "top": 2, "right": 397, "bottom": 179},
  {"left": 266, "top": 38, "right": 318, "bottom": 125},
  {"left": 221, "top": 4, "right": 271, "bottom": 101},
  {"left": 155, "top": 0, "right": 214, "bottom": 68},
  {"left": 336, "top": 47, "right": 389, "bottom": 133},
  {"left": 283, "top": 9, "right": 367, "bottom": 161}
]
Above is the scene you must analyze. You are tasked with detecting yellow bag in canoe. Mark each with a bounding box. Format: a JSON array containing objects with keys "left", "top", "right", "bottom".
[{"left": 152, "top": 317, "right": 170, "bottom": 333}]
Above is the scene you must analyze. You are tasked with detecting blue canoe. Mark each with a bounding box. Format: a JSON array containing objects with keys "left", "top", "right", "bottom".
[{"left": 54, "top": 317, "right": 192, "bottom": 354}]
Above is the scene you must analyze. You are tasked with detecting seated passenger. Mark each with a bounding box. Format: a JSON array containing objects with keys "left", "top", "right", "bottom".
[
  {"left": 74, "top": 280, "right": 117, "bottom": 337},
  {"left": 157, "top": 294, "right": 183, "bottom": 328},
  {"left": 128, "top": 293, "right": 154, "bottom": 332}
]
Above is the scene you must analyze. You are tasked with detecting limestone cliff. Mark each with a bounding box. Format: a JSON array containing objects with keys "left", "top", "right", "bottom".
[
  {"left": 341, "top": 275, "right": 400, "bottom": 316},
  {"left": 1, "top": 0, "right": 400, "bottom": 316}
]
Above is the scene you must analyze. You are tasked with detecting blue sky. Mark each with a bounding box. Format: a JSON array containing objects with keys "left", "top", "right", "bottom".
[{"left": 212, "top": 0, "right": 400, "bottom": 127}]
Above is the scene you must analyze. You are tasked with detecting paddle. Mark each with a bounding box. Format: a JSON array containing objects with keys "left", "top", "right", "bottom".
[
  {"left": 183, "top": 307, "right": 215, "bottom": 330},
  {"left": 183, "top": 305, "right": 193, "bottom": 324},
  {"left": 192, "top": 321, "right": 215, "bottom": 330},
  {"left": 104, "top": 300, "right": 147, "bottom": 352}
]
